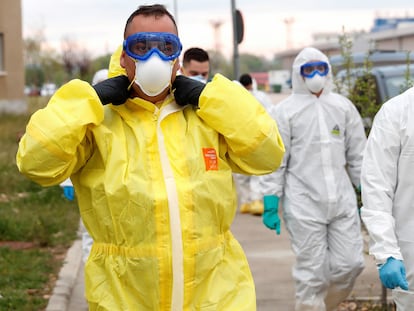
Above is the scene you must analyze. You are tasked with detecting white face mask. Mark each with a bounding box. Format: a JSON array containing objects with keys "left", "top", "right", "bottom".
[
  {"left": 189, "top": 74, "right": 207, "bottom": 84},
  {"left": 304, "top": 75, "right": 326, "bottom": 94},
  {"left": 134, "top": 54, "right": 174, "bottom": 97}
]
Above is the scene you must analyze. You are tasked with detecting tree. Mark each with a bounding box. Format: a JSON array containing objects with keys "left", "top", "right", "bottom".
[
  {"left": 24, "top": 29, "right": 45, "bottom": 89},
  {"left": 58, "top": 36, "right": 93, "bottom": 81},
  {"left": 208, "top": 49, "right": 233, "bottom": 79}
]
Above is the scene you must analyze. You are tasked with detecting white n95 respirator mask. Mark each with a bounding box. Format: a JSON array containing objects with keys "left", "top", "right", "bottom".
[
  {"left": 304, "top": 75, "right": 326, "bottom": 94},
  {"left": 189, "top": 74, "right": 207, "bottom": 84},
  {"left": 133, "top": 54, "right": 174, "bottom": 97}
]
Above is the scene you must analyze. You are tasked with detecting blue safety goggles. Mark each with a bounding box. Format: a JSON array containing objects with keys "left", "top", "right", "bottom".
[
  {"left": 300, "top": 61, "right": 329, "bottom": 78},
  {"left": 123, "top": 32, "right": 182, "bottom": 61}
]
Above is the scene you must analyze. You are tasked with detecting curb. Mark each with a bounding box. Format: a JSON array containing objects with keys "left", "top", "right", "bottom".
[{"left": 46, "top": 237, "right": 83, "bottom": 311}]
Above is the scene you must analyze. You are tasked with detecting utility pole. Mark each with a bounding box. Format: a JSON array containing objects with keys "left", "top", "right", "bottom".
[
  {"left": 284, "top": 17, "right": 294, "bottom": 50},
  {"left": 231, "top": 0, "right": 239, "bottom": 80},
  {"left": 210, "top": 19, "right": 224, "bottom": 54},
  {"left": 173, "top": 0, "right": 178, "bottom": 24}
]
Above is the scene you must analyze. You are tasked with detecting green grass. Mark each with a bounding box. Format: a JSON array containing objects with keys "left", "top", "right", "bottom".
[
  {"left": 0, "top": 248, "right": 57, "bottom": 310},
  {"left": 0, "top": 97, "right": 80, "bottom": 310}
]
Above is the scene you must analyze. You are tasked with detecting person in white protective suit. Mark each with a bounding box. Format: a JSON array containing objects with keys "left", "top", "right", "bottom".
[
  {"left": 59, "top": 68, "right": 109, "bottom": 263},
  {"left": 235, "top": 73, "right": 274, "bottom": 215},
  {"left": 258, "top": 47, "right": 367, "bottom": 310},
  {"left": 16, "top": 4, "right": 285, "bottom": 310},
  {"left": 239, "top": 73, "right": 273, "bottom": 111},
  {"left": 360, "top": 86, "right": 414, "bottom": 310}
]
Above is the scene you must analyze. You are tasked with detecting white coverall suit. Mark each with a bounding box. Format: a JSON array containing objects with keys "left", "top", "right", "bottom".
[
  {"left": 234, "top": 84, "right": 274, "bottom": 214},
  {"left": 361, "top": 87, "right": 414, "bottom": 309},
  {"left": 259, "top": 47, "right": 366, "bottom": 310}
]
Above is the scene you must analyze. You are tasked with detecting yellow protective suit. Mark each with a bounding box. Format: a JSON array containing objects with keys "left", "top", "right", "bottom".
[{"left": 16, "top": 50, "right": 285, "bottom": 310}]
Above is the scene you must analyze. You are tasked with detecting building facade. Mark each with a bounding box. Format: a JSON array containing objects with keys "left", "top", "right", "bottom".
[
  {"left": 275, "top": 21, "right": 414, "bottom": 72},
  {"left": 0, "top": 0, "right": 26, "bottom": 113}
]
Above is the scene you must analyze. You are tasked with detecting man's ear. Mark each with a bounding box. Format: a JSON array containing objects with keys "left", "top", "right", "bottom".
[
  {"left": 108, "top": 45, "right": 127, "bottom": 77},
  {"left": 120, "top": 50, "right": 126, "bottom": 69},
  {"left": 180, "top": 66, "right": 187, "bottom": 76},
  {"left": 174, "top": 59, "right": 181, "bottom": 73}
]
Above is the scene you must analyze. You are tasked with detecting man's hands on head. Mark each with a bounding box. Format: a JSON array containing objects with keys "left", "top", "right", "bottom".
[
  {"left": 173, "top": 75, "right": 205, "bottom": 107},
  {"left": 93, "top": 74, "right": 208, "bottom": 107},
  {"left": 93, "top": 75, "right": 131, "bottom": 105}
]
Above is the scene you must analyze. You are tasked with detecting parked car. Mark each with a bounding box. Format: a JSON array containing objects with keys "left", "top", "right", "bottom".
[
  {"left": 334, "top": 64, "right": 414, "bottom": 130},
  {"left": 40, "top": 83, "right": 57, "bottom": 97},
  {"left": 24, "top": 86, "right": 41, "bottom": 96},
  {"left": 335, "top": 64, "right": 414, "bottom": 105},
  {"left": 330, "top": 49, "right": 412, "bottom": 74}
]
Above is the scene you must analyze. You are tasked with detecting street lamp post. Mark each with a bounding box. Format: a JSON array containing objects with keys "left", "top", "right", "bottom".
[
  {"left": 231, "top": 0, "right": 239, "bottom": 80},
  {"left": 173, "top": 0, "right": 178, "bottom": 24}
]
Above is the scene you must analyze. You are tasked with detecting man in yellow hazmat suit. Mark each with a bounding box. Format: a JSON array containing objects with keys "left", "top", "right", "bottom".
[{"left": 16, "top": 4, "right": 285, "bottom": 310}]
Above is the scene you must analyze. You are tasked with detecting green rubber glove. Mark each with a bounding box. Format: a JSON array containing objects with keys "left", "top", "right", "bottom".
[
  {"left": 263, "top": 195, "right": 281, "bottom": 235},
  {"left": 357, "top": 184, "right": 361, "bottom": 214}
]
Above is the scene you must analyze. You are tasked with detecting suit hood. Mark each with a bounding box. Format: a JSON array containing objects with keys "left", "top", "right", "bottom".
[{"left": 291, "top": 47, "right": 334, "bottom": 95}]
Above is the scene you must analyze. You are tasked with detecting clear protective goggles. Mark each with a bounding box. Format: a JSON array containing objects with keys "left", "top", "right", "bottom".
[
  {"left": 300, "top": 61, "right": 329, "bottom": 78},
  {"left": 123, "top": 32, "right": 182, "bottom": 61}
]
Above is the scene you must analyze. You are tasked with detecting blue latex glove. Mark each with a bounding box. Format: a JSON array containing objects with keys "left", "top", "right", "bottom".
[
  {"left": 63, "top": 186, "right": 75, "bottom": 201},
  {"left": 262, "top": 195, "right": 281, "bottom": 235},
  {"left": 379, "top": 257, "right": 409, "bottom": 290}
]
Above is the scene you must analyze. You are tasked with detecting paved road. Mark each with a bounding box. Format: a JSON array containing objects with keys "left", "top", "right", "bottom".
[
  {"left": 232, "top": 213, "right": 388, "bottom": 310},
  {"left": 60, "top": 211, "right": 388, "bottom": 311}
]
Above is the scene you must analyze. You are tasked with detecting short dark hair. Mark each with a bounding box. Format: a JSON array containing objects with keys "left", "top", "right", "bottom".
[
  {"left": 183, "top": 48, "right": 209, "bottom": 66},
  {"left": 124, "top": 4, "right": 177, "bottom": 38},
  {"left": 239, "top": 73, "right": 253, "bottom": 87}
]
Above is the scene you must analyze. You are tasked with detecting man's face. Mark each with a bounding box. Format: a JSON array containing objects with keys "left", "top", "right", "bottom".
[
  {"left": 120, "top": 14, "right": 181, "bottom": 101},
  {"left": 181, "top": 60, "right": 209, "bottom": 80}
]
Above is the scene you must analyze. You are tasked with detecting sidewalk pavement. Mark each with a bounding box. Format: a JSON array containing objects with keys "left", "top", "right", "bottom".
[
  {"left": 45, "top": 237, "right": 86, "bottom": 311},
  {"left": 46, "top": 211, "right": 390, "bottom": 311}
]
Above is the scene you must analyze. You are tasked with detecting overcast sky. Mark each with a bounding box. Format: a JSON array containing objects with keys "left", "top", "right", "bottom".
[{"left": 21, "top": 1, "right": 414, "bottom": 59}]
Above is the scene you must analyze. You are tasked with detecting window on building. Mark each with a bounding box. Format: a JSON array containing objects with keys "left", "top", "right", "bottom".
[{"left": 0, "top": 33, "right": 4, "bottom": 72}]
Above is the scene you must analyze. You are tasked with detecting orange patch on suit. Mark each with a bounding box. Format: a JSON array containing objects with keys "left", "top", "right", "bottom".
[{"left": 202, "top": 148, "right": 218, "bottom": 171}]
